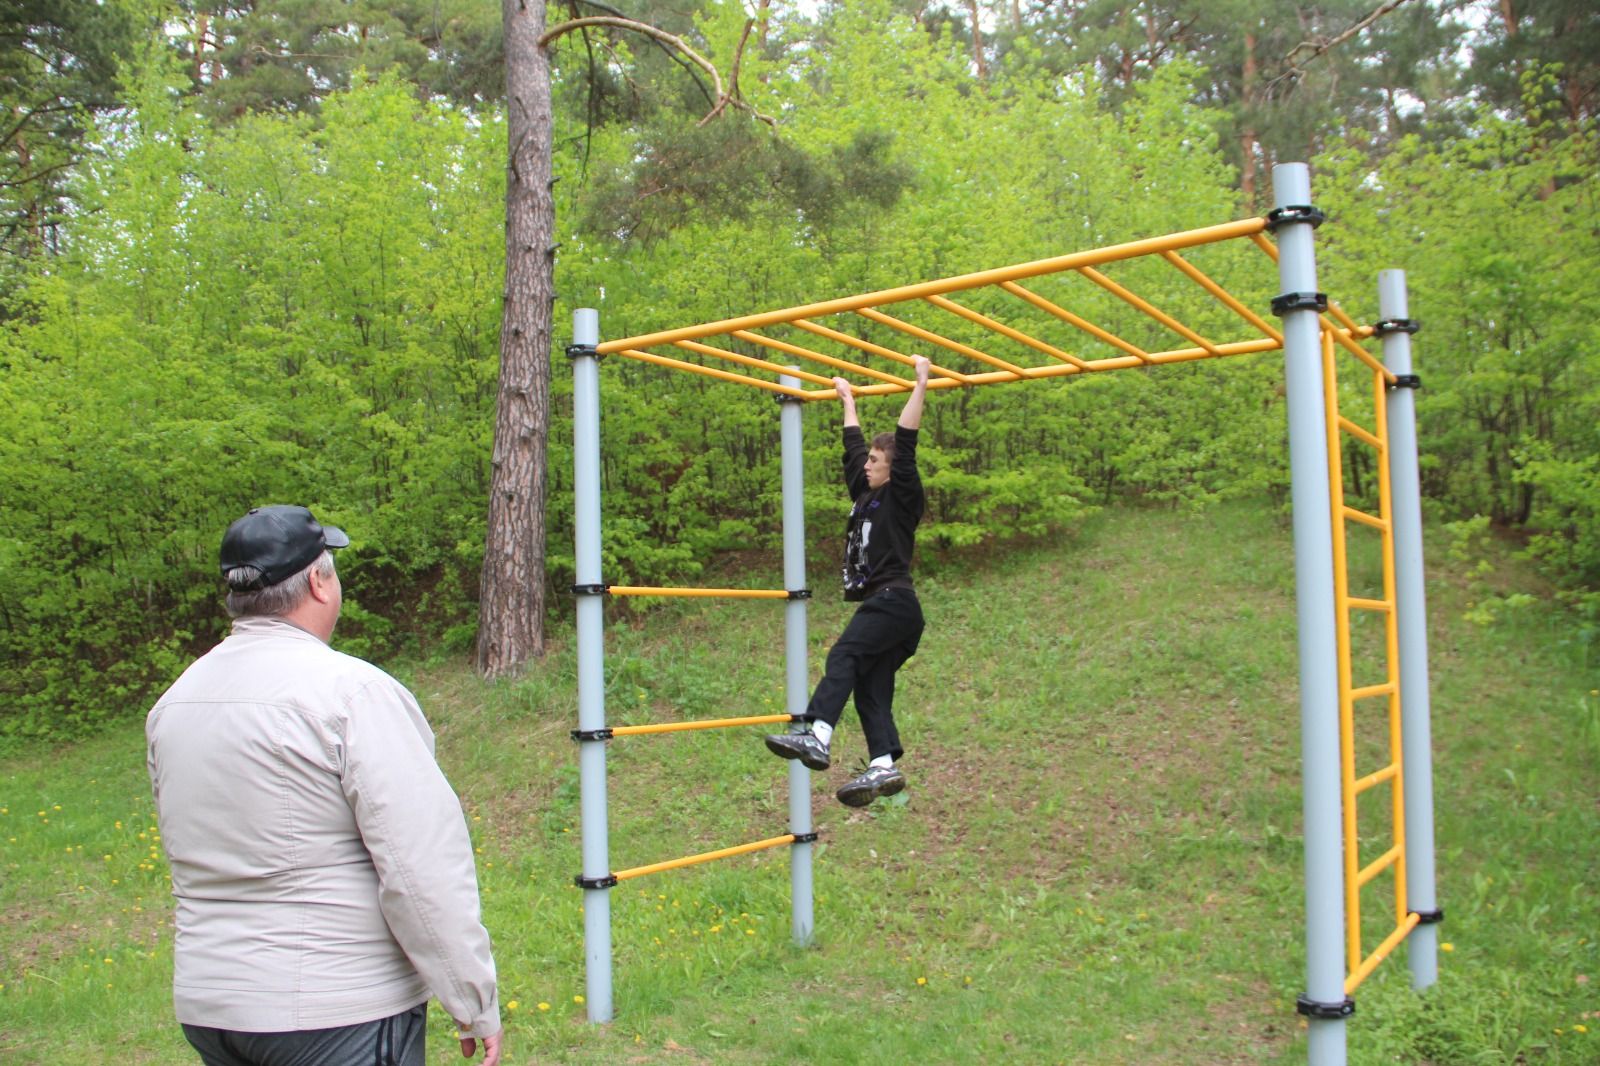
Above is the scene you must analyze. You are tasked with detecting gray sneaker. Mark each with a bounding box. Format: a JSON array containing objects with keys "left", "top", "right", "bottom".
[
  {"left": 835, "top": 764, "right": 906, "bottom": 808},
  {"left": 764, "top": 731, "right": 831, "bottom": 771}
]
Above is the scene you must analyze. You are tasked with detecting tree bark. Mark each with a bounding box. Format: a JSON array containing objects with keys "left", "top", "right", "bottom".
[
  {"left": 478, "top": 0, "right": 554, "bottom": 677},
  {"left": 1240, "top": 31, "right": 1259, "bottom": 206}
]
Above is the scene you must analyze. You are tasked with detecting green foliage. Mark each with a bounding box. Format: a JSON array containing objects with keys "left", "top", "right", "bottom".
[{"left": 2, "top": 0, "right": 1597, "bottom": 743}]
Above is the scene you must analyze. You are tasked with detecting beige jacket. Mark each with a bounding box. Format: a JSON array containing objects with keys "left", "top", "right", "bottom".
[{"left": 146, "top": 616, "right": 499, "bottom": 1036}]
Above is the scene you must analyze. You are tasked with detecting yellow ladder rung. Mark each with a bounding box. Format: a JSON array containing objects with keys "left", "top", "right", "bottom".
[
  {"left": 1353, "top": 762, "right": 1400, "bottom": 795},
  {"left": 1357, "top": 842, "right": 1404, "bottom": 888},
  {"left": 611, "top": 714, "right": 796, "bottom": 737},
  {"left": 1351, "top": 682, "right": 1397, "bottom": 701},
  {"left": 1345, "top": 912, "right": 1422, "bottom": 994},
  {"left": 609, "top": 586, "right": 791, "bottom": 600},
  {"left": 1342, "top": 506, "right": 1389, "bottom": 531},
  {"left": 613, "top": 834, "right": 798, "bottom": 882},
  {"left": 1337, "top": 416, "right": 1384, "bottom": 451},
  {"left": 1348, "top": 597, "right": 1392, "bottom": 612}
]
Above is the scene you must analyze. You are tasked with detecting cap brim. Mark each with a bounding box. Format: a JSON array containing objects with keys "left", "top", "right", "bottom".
[{"left": 322, "top": 525, "right": 351, "bottom": 549}]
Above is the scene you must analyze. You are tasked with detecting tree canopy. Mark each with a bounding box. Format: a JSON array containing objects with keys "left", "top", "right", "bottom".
[{"left": 2, "top": 0, "right": 1595, "bottom": 741}]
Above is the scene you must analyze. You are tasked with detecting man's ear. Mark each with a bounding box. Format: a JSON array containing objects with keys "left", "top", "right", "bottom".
[{"left": 307, "top": 564, "right": 337, "bottom": 604}]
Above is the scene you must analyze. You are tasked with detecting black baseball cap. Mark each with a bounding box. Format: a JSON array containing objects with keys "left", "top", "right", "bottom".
[{"left": 219, "top": 505, "right": 350, "bottom": 589}]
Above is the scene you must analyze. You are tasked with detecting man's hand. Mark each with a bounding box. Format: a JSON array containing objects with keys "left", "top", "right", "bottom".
[
  {"left": 898, "top": 354, "right": 931, "bottom": 431},
  {"left": 833, "top": 376, "right": 860, "bottom": 428},
  {"left": 458, "top": 1027, "right": 503, "bottom": 1066}
]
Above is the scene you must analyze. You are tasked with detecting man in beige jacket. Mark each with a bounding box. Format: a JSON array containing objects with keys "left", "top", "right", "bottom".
[{"left": 147, "top": 505, "right": 502, "bottom": 1066}]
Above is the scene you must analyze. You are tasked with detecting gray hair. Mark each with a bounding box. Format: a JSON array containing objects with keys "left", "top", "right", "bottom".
[{"left": 225, "top": 551, "right": 336, "bottom": 618}]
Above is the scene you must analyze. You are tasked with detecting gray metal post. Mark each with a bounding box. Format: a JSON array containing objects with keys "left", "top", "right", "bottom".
[
  {"left": 1272, "top": 163, "right": 1349, "bottom": 1066},
  {"left": 572, "top": 308, "right": 614, "bottom": 1023},
  {"left": 1378, "top": 270, "right": 1440, "bottom": 991},
  {"left": 779, "top": 370, "right": 815, "bottom": 946}
]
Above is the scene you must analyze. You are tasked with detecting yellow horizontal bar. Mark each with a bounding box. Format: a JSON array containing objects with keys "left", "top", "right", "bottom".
[
  {"left": 611, "top": 714, "right": 796, "bottom": 737},
  {"left": 783, "top": 334, "right": 1286, "bottom": 401},
  {"left": 1345, "top": 912, "right": 1422, "bottom": 994},
  {"left": 615, "top": 349, "right": 807, "bottom": 398},
  {"left": 1353, "top": 761, "right": 1400, "bottom": 795},
  {"left": 1342, "top": 506, "right": 1388, "bottom": 531},
  {"left": 1351, "top": 682, "right": 1397, "bottom": 701},
  {"left": 1338, "top": 416, "right": 1383, "bottom": 451},
  {"left": 609, "top": 586, "right": 790, "bottom": 599},
  {"left": 1002, "top": 281, "right": 1151, "bottom": 361},
  {"left": 923, "top": 293, "right": 1092, "bottom": 370},
  {"left": 788, "top": 319, "right": 975, "bottom": 384},
  {"left": 599, "top": 217, "right": 1270, "bottom": 354},
  {"left": 614, "top": 834, "right": 798, "bottom": 882},
  {"left": 673, "top": 339, "right": 836, "bottom": 388},
  {"left": 1076, "top": 266, "right": 1222, "bottom": 356},
  {"left": 855, "top": 307, "right": 1028, "bottom": 377},
  {"left": 729, "top": 329, "right": 916, "bottom": 388},
  {"left": 1348, "top": 597, "right": 1392, "bottom": 612},
  {"left": 1160, "top": 250, "right": 1284, "bottom": 344},
  {"left": 1357, "top": 842, "right": 1404, "bottom": 887}
]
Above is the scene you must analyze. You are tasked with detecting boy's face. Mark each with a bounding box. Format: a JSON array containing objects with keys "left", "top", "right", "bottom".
[{"left": 865, "top": 448, "right": 891, "bottom": 489}]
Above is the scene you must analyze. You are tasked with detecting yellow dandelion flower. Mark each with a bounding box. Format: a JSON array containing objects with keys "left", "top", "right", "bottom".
[
  {"left": 53, "top": 805, "right": 60, "bottom": 811},
  {"left": 506, "top": 1001, "right": 519, "bottom": 1011},
  {"left": 746, "top": 929, "right": 756, "bottom": 936},
  {"left": 1441, "top": 942, "right": 1454, "bottom": 952},
  {"left": 103, "top": 958, "right": 113, "bottom": 965},
  {"left": 916, "top": 976, "right": 927, "bottom": 986},
  {"left": 538, "top": 1002, "right": 551, "bottom": 1012},
  {"left": 1575, "top": 1025, "right": 1589, "bottom": 1034},
  {"left": 115, "top": 821, "right": 122, "bottom": 829},
  {"left": 103, "top": 855, "right": 112, "bottom": 861},
  {"left": 574, "top": 995, "right": 584, "bottom": 1004}
]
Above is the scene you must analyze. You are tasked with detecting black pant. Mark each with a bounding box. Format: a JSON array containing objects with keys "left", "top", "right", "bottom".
[
  {"left": 806, "top": 587, "right": 924, "bottom": 761},
  {"left": 182, "top": 1003, "right": 426, "bottom": 1066}
]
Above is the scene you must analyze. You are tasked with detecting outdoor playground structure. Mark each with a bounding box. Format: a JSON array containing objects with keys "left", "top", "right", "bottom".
[{"left": 563, "top": 163, "right": 1440, "bottom": 1066}]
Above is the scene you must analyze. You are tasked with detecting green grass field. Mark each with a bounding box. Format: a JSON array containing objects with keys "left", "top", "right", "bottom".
[{"left": 3, "top": 501, "right": 1596, "bottom": 1064}]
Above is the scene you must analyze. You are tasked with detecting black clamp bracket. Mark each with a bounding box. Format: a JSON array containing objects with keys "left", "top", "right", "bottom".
[
  {"left": 1271, "top": 291, "right": 1328, "bottom": 317},
  {"left": 1413, "top": 907, "right": 1445, "bottom": 925},
  {"left": 571, "top": 727, "right": 614, "bottom": 742},
  {"left": 791, "top": 832, "right": 820, "bottom": 844},
  {"left": 571, "top": 583, "right": 609, "bottom": 596},
  {"left": 787, "top": 589, "right": 813, "bottom": 600},
  {"left": 1266, "top": 205, "right": 1326, "bottom": 232},
  {"left": 1374, "top": 317, "right": 1420, "bottom": 336},
  {"left": 1296, "top": 994, "right": 1356, "bottom": 1020},
  {"left": 575, "top": 873, "right": 618, "bottom": 890},
  {"left": 1387, "top": 374, "right": 1422, "bottom": 391},
  {"left": 566, "top": 343, "right": 599, "bottom": 360},
  {"left": 773, "top": 391, "right": 806, "bottom": 405}
]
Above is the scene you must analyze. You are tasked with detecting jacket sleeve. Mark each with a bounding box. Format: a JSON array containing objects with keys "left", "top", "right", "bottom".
[
  {"left": 842, "top": 425, "right": 870, "bottom": 499},
  {"left": 891, "top": 425, "right": 925, "bottom": 517},
  {"left": 339, "top": 676, "right": 500, "bottom": 1037}
]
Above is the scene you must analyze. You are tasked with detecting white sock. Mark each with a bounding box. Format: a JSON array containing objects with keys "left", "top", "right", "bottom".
[
  {"left": 810, "top": 721, "right": 834, "bottom": 746},
  {"left": 870, "top": 754, "right": 893, "bottom": 770}
]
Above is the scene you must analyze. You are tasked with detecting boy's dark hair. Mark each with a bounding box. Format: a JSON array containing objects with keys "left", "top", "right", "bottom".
[{"left": 871, "top": 431, "right": 896, "bottom": 461}]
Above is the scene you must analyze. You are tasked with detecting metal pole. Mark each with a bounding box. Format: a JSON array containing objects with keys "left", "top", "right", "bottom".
[
  {"left": 779, "top": 368, "right": 815, "bottom": 946},
  {"left": 1272, "top": 163, "right": 1349, "bottom": 1066},
  {"left": 572, "top": 308, "right": 614, "bottom": 1023},
  {"left": 1378, "top": 270, "right": 1440, "bottom": 991}
]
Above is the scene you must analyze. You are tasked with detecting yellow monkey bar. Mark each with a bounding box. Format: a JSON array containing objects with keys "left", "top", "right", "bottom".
[{"left": 597, "top": 216, "right": 1389, "bottom": 399}]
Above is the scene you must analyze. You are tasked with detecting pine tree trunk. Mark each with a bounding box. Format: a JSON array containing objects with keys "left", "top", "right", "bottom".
[
  {"left": 1239, "top": 32, "right": 1259, "bottom": 206},
  {"left": 478, "top": 0, "right": 553, "bottom": 677}
]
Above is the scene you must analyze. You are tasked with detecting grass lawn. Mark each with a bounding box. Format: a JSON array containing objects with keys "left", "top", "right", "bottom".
[{"left": 2, "top": 500, "right": 1596, "bottom": 1064}]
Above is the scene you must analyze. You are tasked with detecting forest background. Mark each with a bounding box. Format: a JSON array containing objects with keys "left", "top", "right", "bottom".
[{"left": 1, "top": 0, "right": 1596, "bottom": 742}]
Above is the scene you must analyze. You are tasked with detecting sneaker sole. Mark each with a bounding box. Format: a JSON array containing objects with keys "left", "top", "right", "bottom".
[
  {"left": 763, "top": 735, "right": 830, "bottom": 772},
  {"left": 836, "top": 773, "right": 906, "bottom": 808}
]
